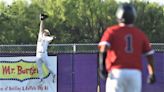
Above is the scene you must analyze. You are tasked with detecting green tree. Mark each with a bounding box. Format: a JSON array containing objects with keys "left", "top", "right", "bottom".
[
  {"left": 134, "top": 1, "right": 164, "bottom": 43},
  {"left": 0, "top": 0, "right": 163, "bottom": 44}
]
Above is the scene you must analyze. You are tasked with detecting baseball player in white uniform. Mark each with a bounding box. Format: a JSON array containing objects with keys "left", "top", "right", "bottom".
[{"left": 36, "top": 14, "right": 56, "bottom": 83}]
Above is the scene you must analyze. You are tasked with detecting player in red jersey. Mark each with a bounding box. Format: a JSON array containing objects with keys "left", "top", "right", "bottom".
[{"left": 98, "top": 3, "right": 156, "bottom": 92}]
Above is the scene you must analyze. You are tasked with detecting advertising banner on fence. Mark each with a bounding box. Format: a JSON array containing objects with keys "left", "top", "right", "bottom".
[{"left": 0, "top": 56, "right": 57, "bottom": 92}]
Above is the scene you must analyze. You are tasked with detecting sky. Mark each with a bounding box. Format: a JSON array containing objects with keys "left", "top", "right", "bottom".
[
  {"left": 147, "top": 0, "right": 164, "bottom": 5},
  {"left": 0, "top": 0, "right": 30, "bottom": 5},
  {"left": 0, "top": 0, "right": 164, "bottom": 5},
  {"left": 0, "top": 0, "right": 15, "bottom": 5}
]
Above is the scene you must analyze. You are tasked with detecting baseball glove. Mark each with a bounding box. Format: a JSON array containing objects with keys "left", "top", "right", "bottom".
[{"left": 40, "top": 13, "right": 48, "bottom": 20}]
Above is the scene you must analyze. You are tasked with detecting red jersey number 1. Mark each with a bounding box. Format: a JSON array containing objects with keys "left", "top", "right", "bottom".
[{"left": 124, "top": 34, "right": 133, "bottom": 53}]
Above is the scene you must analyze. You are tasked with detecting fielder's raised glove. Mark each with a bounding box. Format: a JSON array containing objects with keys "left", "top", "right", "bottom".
[
  {"left": 147, "top": 74, "right": 156, "bottom": 84},
  {"left": 40, "top": 13, "right": 48, "bottom": 20}
]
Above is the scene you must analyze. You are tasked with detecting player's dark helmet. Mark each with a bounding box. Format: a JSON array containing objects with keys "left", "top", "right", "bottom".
[{"left": 116, "top": 3, "right": 137, "bottom": 24}]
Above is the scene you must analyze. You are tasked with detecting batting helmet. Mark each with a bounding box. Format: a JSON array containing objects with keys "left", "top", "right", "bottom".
[{"left": 116, "top": 3, "right": 137, "bottom": 24}]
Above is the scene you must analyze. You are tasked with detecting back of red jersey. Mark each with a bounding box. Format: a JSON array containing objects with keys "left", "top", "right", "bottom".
[{"left": 99, "top": 25, "right": 153, "bottom": 71}]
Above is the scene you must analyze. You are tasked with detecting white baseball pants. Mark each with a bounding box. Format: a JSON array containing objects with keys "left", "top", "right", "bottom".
[
  {"left": 36, "top": 52, "right": 55, "bottom": 79},
  {"left": 106, "top": 69, "right": 142, "bottom": 92}
]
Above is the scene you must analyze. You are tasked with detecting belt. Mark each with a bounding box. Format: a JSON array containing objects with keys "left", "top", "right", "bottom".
[{"left": 37, "top": 51, "right": 46, "bottom": 53}]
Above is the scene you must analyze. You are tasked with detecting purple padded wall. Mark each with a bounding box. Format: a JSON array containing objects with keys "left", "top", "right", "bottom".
[
  {"left": 57, "top": 53, "right": 98, "bottom": 92},
  {"left": 57, "top": 54, "right": 73, "bottom": 92},
  {"left": 57, "top": 53, "right": 164, "bottom": 92},
  {"left": 1, "top": 52, "right": 163, "bottom": 92},
  {"left": 74, "top": 54, "right": 97, "bottom": 92},
  {"left": 142, "top": 52, "right": 164, "bottom": 92}
]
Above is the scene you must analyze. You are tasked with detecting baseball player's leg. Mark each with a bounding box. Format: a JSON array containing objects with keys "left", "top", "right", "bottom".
[
  {"left": 42, "top": 54, "right": 56, "bottom": 82},
  {"left": 36, "top": 57, "right": 44, "bottom": 80},
  {"left": 124, "top": 70, "right": 142, "bottom": 92},
  {"left": 43, "top": 55, "right": 56, "bottom": 74},
  {"left": 106, "top": 78, "right": 124, "bottom": 92},
  {"left": 106, "top": 71, "right": 124, "bottom": 92}
]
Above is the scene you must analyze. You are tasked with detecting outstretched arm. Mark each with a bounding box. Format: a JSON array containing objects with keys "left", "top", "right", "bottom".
[
  {"left": 38, "top": 14, "right": 48, "bottom": 37},
  {"left": 38, "top": 20, "right": 44, "bottom": 37}
]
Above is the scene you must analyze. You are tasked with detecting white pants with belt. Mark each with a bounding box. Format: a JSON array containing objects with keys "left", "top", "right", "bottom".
[
  {"left": 106, "top": 69, "right": 142, "bottom": 92},
  {"left": 36, "top": 52, "right": 55, "bottom": 79}
]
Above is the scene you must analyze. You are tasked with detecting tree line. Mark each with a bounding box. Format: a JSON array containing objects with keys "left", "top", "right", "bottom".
[{"left": 0, "top": 0, "right": 163, "bottom": 44}]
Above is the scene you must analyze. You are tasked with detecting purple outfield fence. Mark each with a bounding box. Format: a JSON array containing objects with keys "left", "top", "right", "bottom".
[
  {"left": 57, "top": 53, "right": 98, "bottom": 92},
  {"left": 0, "top": 52, "right": 163, "bottom": 92},
  {"left": 57, "top": 52, "right": 164, "bottom": 92},
  {"left": 0, "top": 43, "right": 163, "bottom": 92}
]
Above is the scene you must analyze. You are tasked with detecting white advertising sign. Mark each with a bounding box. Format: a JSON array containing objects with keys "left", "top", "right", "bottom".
[{"left": 0, "top": 56, "right": 57, "bottom": 92}]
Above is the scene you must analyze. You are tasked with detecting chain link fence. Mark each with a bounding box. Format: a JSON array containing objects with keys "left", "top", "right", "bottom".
[{"left": 0, "top": 43, "right": 164, "bottom": 54}]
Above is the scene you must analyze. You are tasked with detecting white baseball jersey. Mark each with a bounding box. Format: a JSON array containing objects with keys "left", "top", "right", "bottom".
[{"left": 36, "top": 33, "right": 53, "bottom": 54}]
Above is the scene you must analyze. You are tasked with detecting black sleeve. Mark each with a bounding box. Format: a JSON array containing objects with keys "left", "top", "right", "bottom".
[{"left": 98, "top": 52, "right": 108, "bottom": 80}]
